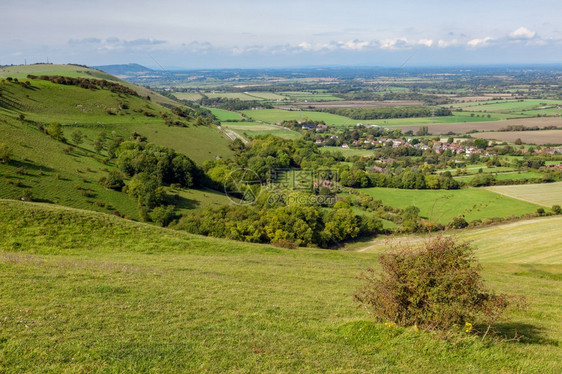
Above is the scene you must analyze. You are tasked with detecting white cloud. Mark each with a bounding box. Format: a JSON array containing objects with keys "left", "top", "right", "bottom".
[
  {"left": 509, "top": 27, "right": 536, "bottom": 40},
  {"left": 467, "top": 36, "right": 493, "bottom": 48},
  {"left": 437, "top": 39, "right": 460, "bottom": 48},
  {"left": 340, "top": 39, "right": 370, "bottom": 50},
  {"left": 417, "top": 39, "right": 434, "bottom": 47}
]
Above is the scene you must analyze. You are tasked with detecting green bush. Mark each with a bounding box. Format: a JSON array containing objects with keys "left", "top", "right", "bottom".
[
  {"left": 448, "top": 216, "right": 468, "bottom": 229},
  {"left": 0, "top": 143, "right": 12, "bottom": 163},
  {"left": 552, "top": 205, "right": 561, "bottom": 215},
  {"left": 99, "top": 170, "right": 125, "bottom": 190},
  {"left": 354, "top": 236, "right": 512, "bottom": 330},
  {"left": 149, "top": 205, "right": 177, "bottom": 227}
]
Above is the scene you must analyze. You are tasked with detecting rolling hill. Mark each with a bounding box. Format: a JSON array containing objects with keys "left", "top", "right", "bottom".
[
  {"left": 0, "top": 64, "right": 233, "bottom": 217},
  {"left": 0, "top": 199, "right": 560, "bottom": 372}
]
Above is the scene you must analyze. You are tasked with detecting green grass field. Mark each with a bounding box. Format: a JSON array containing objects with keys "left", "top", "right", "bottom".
[
  {"left": 0, "top": 199, "right": 560, "bottom": 372},
  {"left": 455, "top": 99, "right": 562, "bottom": 115},
  {"left": 361, "top": 187, "right": 543, "bottom": 224},
  {"left": 486, "top": 182, "right": 562, "bottom": 207},
  {"left": 320, "top": 146, "right": 375, "bottom": 157},
  {"left": 202, "top": 92, "right": 287, "bottom": 101},
  {"left": 241, "top": 108, "right": 523, "bottom": 129},
  {"left": 280, "top": 91, "right": 344, "bottom": 102},
  {"left": 172, "top": 92, "right": 204, "bottom": 101},
  {"left": 454, "top": 171, "right": 544, "bottom": 182},
  {"left": 205, "top": 107, "right": 244, "bottom": 121},
  {"left": 222, "top": 121, "right": 300, "bottom": 139}
]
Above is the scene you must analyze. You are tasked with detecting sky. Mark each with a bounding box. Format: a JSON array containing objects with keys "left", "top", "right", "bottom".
[{"left": 1, "top": 0, "right": 562, "bottom": 69}]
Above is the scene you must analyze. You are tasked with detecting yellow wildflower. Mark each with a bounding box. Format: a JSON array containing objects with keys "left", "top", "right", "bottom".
[{"left": 464, "top": 322, "right": 473, "bottom": 333}]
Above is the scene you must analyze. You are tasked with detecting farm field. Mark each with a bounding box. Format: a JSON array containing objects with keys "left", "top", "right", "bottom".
[
  {"left": 356, "top": 215, "right": 562, "bottom": 264},
  {"left": 319, "top": 146, "right": 375, "bottom": 157},
  {"left": 205, "top": 107, "right": 244, "bottom": 121},
  {"left": 221, "top": 121, "right": 300, "bottom": 139},
  {"left": 477, "top": 130, "right": 562, "bottom": 145},
  {"left": 241, "top": 108, "right": 524, "bottom": 129},
  {"left": 395, "top": 117, "right": 562, "bottom": 135},
  {"left": 279, "top": 91, "right": 344, "bottom": 101},
  {"left": 454, "top": 171, "right": 544, "bottom": 182},
  {"left": 172, "top": 92, "right": 204, "bottom": 101},
  {"left": 201, "top": 92, "right": 287, "bottom": 101},
  {"left": 486, "top": 182, "right": 562, "bottom": 207},
  {"left": 0, "top": 199, "right": 560, "bottom": 372},
  {"left": 439, "top": 166, "right": 516, "bottom": 175},
  {"left": 454, "top": 99, "right": 562, "bottom": 114},
  {"left": 289, "top": 100, "right": 423, "bottom": 108},
  {"left": 242, "top": 108, "right": 361, "bottom": 127},
  {"left": 361, "top": 187, "right": 543, "bottom": 224}
]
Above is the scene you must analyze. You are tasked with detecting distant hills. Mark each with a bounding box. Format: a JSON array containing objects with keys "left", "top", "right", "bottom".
[{"left": 93, "top": 63, "right": 154, "bottom": 77}]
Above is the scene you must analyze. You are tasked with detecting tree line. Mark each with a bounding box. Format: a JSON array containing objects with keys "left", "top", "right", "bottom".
[{"left": 320, "top": 106, "right": 452, "bottom": 120}]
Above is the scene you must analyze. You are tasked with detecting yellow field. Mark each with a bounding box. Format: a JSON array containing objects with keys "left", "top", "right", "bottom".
[
  {"left": 354, "top": 216, "right": 562, "bottom": 264},
  {"left": 485, "top": 182, "right": 562, "bottom": 207}
]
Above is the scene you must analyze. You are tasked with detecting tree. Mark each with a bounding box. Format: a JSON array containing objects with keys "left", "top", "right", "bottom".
[
  {"left": 71, "top": 130, "right": 84, "bottom": 146},
  {"left": 126, "top": 172, "right": 166, "bottom": 209},
  {"left": 93, "top": 139, "right": 104, "bottom": 153},
  {"left": 474, "top": 138, "right": 488, "bottom": 149},
  {"left": 149, "top": 205, "right": 176, "bottom": 227},
  {"left": 514, "top": 138, "right": 523, "bottom": 145},
  {"left": 47, "top": 122, "right": 66, "bottom": 142},
  {"left": 552, "top": 205, "right": 562, "bottom": 215},
  {"left": 0, "top": 143, "right": 12, "bottom": 163},
  {"left": 99, "top": 170, "right": 125, "bottom": 190}
]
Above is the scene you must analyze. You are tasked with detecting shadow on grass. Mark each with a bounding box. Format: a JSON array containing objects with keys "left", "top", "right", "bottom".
[
  {"left": 489, "top": 322, "right": 559, "bottom": 346},
  {"left": 8, "top": 159, "right": 55, "bottom": 173},
  {"left": 172, "top": 194, "right": 201, "bottom": 210}
]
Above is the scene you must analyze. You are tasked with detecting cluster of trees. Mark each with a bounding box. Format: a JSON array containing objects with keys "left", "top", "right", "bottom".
[
  {"left": 339, "top": 168, "right": 459, "bottom": 190},
  {"left": 96, "top": 140, "right": 202, "bottom": 220},
  {"left": 321, "top": 106, "right": 452, "bottom": 120},
  {"left": 197, "top": 95, "right": 272, "bottom": 111},
  {"left": 116, "top": 141, "right": 202, "bottom": 189},
  {"left": 498, "top": 125, "right": 561, "bottom": 132},
  {"left": 204, "top": 135, "right": 324, "bottom": 187},
  {"left": 27, "top": 75, "right": 139, "bottom": 96},
  {"left": 173, "top": 197, "right": 383, "bottom": 248}
]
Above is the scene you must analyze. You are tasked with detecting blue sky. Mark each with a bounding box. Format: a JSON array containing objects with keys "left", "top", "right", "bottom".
[{"left": 1, "top": 0, "right": 561, "bottom": 68}]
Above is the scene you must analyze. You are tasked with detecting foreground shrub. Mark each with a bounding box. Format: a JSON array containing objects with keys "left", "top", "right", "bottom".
[{"left": 354, "top": 236, "right": 511, "bottom": 330}]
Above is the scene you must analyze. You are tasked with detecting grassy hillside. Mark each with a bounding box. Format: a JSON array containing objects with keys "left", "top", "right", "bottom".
[
  {"left": 0, "top": 64, "right": 175, "bottom": 106},
  {"left": 356, "top": 215, "right": 562, "bottom": 264},
  {"left": 0, "top": 199, "right": 561, "bottom": 372},
  {"left": 0, "top": 65, "right": 233, "bottom": 164},
  {"left": 0, "top": 65, "right": 234, "bottom": 216}
]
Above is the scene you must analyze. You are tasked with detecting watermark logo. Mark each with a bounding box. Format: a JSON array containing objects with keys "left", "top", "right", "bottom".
[
  {"left": 224, "top": 168, "right": 262, "bottom": 205},
  {"left": 225, "top": 167, "right": 340, "bottom": 206}
]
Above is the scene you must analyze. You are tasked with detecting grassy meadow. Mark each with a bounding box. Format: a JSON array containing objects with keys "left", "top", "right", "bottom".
[
  {"left": 361, "top": 187, "right": 543, "bottom": 224},
  {"left": 355, "top": 215, "right": 562, "bottom": 264},
  {"left": 221, "top": 121, "right": 301, "bottom": 139},
  {"left": 0, "top": 199, "right": 560, "bottom": 372}
]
